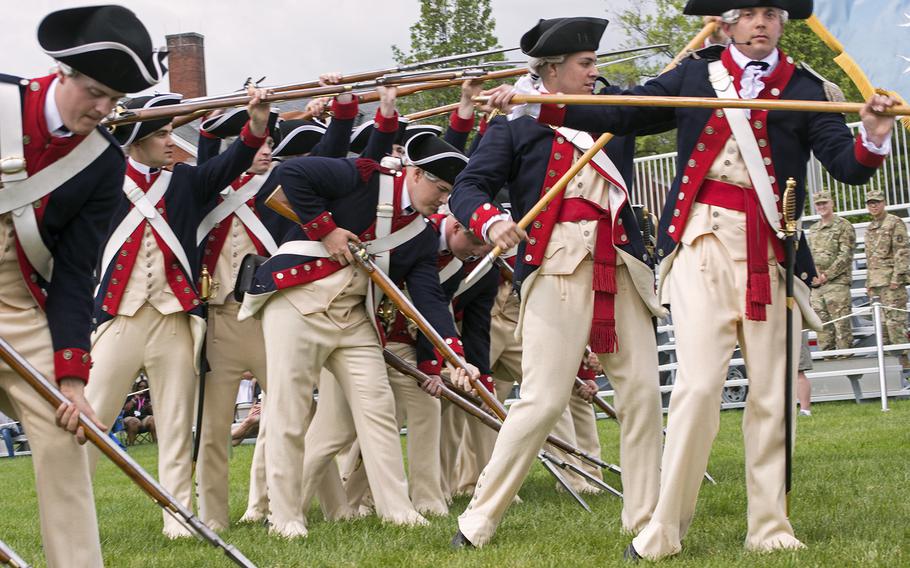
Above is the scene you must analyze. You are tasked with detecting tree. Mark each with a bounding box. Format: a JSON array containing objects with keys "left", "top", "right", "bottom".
[
  {"left": 391, "top": 0, "right": 502, "bottom": 124},
  {"left": 607, "top": 1, "right": 865, "bottom": 156}
]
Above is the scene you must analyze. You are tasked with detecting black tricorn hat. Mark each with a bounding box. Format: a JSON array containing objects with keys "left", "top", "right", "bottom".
[
  {"left": 113, "top": 93, "right": 182, "bottom": 146},
  {"left": 404, "top": 132, "right": 468, "bottom": 186},
  {"left": 400, "top": 123, "right": 443, "bottom": 147},
  {"left": 200, "top": 107, "right": 280, "bottom": 139},
  {"left": 520, "top": 17, "right": 608, "bottom": 57},
  {"left": 38, "top": 5, "right": 168, "bottom": 93},
  {"left": 683, "top": 0, "right": 813, "bottom": 19},
  {"left": 272, "top": 120, "right": 326, "bottom": 157},
  {"left": 349, "top": 119, "right": 376, "bottom": 155}
]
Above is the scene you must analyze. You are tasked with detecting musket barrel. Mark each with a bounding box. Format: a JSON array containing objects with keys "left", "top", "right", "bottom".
[
  {"left": 473, "top": 93, "right": 910, "bottom": 116},
  {"left": 0, "top": 337, "right": 258, "bottom": 568}
]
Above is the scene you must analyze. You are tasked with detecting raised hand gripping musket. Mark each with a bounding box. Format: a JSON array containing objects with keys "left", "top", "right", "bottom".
[
  {"left": 0, "top": 538, "right": 30, "bottom": 568},
  {"left": 383, "top": 349, "right": 621, "bottom": 509},
  {"left": 0, "top": 337, "right": 257, "bottom": 568},
  {"left": 104, "top": 69, "right": 489, "bottom": 128},
  {"left": 404, "top": 51, "right": 661, "bottom": 122},
  {"left": 782, "top": 177, "right": 798, "bottom": 515},
  {"left": 463, "top": 22, "right": 720, "bottom": 287}
]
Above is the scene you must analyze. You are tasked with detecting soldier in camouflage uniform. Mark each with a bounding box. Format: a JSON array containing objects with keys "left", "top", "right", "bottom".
[
  {"left": 864, "top": 189, "right": 910, "bottom": 366},
  {"left": 808, "top": 191, "right": 856, "bottom": 352}
]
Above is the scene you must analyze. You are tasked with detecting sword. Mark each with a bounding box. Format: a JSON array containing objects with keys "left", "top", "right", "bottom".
[
  {"left": 191, "top": 265, "right": 214, "bottom": 474},
  {"left": 782, "top": 177, "right": 799, "bottom": 515}
]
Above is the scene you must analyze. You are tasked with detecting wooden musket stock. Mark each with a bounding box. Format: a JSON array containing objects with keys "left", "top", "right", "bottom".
[{"left": 0, "top": 337, "right": 257, "bottom": 568}]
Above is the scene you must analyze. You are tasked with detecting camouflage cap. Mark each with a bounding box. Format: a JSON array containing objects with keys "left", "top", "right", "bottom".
[
  {"left": 865, "top": 189, "right": 886, "bottom": 202},
  {"left": 813, "top": 190, "right": 832, "bottom": 204}
]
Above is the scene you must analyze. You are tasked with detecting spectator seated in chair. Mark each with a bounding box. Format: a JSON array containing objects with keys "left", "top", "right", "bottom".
[{"left": 122, "top": 378, "right": 156, "bottom": 446}]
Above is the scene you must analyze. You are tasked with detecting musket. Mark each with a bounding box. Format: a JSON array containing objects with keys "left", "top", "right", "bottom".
[
  {"left": 0, "top": 538, "right": 29, "bottom": 568},
  {"left": 0, "top": 336, "right": 257, "bottom": 568},
  {"left": 263, "top": 46, "right": 520, "bottom": 93},
  {"left": 260, "top": 189, "right": 619, "bottom": 476},
  {"left": 463, "top": 21, "right": 720, "bottom": 287},
  {"left": 473, "top": 93, "right": 910, "bottom": 116},
  {"left": 782, "top": 177, "right": 798, "bottom": 514},
  {"left": 346, "top": 242, "right": 620, "bottom": 476},
  {"left": 104, "top": 69, "right": 488, "bottom": 127},
  {"left": 261, "top": 43, "right": 664, "bottom": 94},
  {"left": 404, "top": 52, "right": 657, "bottom": 122},
  {"left": 382, "top": 349, "right": 621, "bottom": 506}
]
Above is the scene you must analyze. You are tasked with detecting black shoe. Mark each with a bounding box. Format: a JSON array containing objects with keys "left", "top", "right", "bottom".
[
  {"left": 451, "top": 530, "right": 475, "bottom": 549},
  {"left": 623, "top": 543, "right": 642, "bottom": 563}
]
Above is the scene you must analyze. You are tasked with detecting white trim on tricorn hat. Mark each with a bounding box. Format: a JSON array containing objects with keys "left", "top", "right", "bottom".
[
  {"left": 520, "top": 17, "right": 608, "bottom": 57},
  {"left": 683, "top": 0, "right": 813, "bottom": 19},
  {"left": 114, "top": 92, "right": 182, "bottom": 147},
  {"left": 38, "top": 5, "right": 168, "bottom": 93},
  {"left": 273, "top": 122, "right": 326, "bottom": 157},
  {"left": 404, "top": 131, "right": 468, "bottom": 185}
]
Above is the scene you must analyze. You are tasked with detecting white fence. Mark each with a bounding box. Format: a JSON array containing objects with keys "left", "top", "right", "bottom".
[{"left": 631, "top": 122, "right": 910, "bottom": 218}]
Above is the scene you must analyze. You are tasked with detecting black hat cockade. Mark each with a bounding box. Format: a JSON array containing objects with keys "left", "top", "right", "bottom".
[
  {"left": 520, "top": 17, "right": 608, "bottom": 57},
  {"left": 683, "top": 0, "right": 812, "bottom": 19},
  {"left": 113, "top": 93, "right": 182, "bottom": 146},
  {"left": 404, "top": 131, "right": 468, "bottom": 186},
  {"left": 272, "top": 119, "right": 326, "bottom": 158},
  {"left": 39, "top": 5, "right": 168, "bottom": 93}
]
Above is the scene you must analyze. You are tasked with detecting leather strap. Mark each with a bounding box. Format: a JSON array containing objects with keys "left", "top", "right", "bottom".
[
  {"left": 196, "top": 174, "right": 277, "bottom": 253},
  {"left": 708, "top": 60, "right": 783, "bottom": 236},
  {"left": 0, "top": 81, "right": 26, "bottom": 184}
]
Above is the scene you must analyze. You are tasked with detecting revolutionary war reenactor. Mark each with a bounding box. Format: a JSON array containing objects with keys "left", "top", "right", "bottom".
[
  {"left": 0, "top": 6, "right": 164, "bottom": 566},
  {"left": 84, "top": 86, "right": 271, "bottom": 538},
  {"left": 526, "top": 1, "right": 896, "bottom": 560},
  {"left": 239, "top": 113, "right": 478, "bottom": 536},
  {"left": 808, "top": 190, "right": 856, "bottom": 353},
  {"left": 447, "top": 16, "right": 665, "bottom": 548},
  {"left": 864, "top": 189, "right": 910, "bottom": 367},
  {"left": 193, "top": 76, "right": 362, "bottom": 531}
]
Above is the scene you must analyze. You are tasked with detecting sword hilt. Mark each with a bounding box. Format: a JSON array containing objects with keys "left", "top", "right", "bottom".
[{"left": 782, "top": 177, "right": 798, "bottom": 236}]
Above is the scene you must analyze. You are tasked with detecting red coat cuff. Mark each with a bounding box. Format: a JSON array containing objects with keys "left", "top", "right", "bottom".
[
  {"left": 374, "top": 108, "right": 399, "bottom": 133},
  {"left": 301, "top": 211, "right": 338, "bottom": 240},
  {"left": 854, "top": 135, "right": 887, "bottom": 169},
  {"left": 449, "top": 110, "right": 475, "bottom": 133},
  {"left": 240, "top": 121, "right": 269, "bottom": 148},
  {"left": 443, "top": 336, "right": 465, "bottom": 357},
  {"left": 577, "top": 363, "right": 597, "bottom": 381},
  {"left": 538, "top": 103, "right": 567, "bottom": 127},
  {"left": 478, "top": 116, "right": 489, "bottom": 135},
  {"left": 468, "top": 203, "right": 502, "bottom": 240},
  {"left": 54, "top": 348, "right": 91, "bottom": 384},
  {"left": 478, "top": 374, "right": 495, "bottom": 394},
  {"left": 332, "top": 97, "right": 359, "bottom": 120},
  {"left": 418, "top": 358, "right": 442, "bottom": 376}
]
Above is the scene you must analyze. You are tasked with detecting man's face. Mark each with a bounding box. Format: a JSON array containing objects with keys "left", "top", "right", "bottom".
[
  {"left": 131, "top": 124, "right": 176, "bottom": 168},
  {"left": 248, "top": 138, "right": 273, "bottom": 175},
  {"left": 446, "top": 216, "right": 491, "bottom": 261},
  {"left": 544, "top": 51, "right": 598, "bottom": 95},
  {"left": 405, "top": 167, "right": 452, "bottom": 216},
  {"left": 55, "top": 70, "right": 124, "bottom": 135},
  {"left": 814, "top": 200, "right": 832, "bottom": 217},
  {"left": 867, "top": 199, "right": 885, "bottom": 217},
  {"left": 722, "top": 7, "right": 785, "bottom": 60}
]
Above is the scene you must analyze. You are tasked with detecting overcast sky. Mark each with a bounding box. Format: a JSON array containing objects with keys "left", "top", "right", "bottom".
[{"left": 0, "top": 0, "right": 638, "bottom": 95}]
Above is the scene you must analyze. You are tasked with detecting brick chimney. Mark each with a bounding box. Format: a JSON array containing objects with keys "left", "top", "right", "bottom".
[
  {"left": 165, "top": 33, "right": 206, "bottom": 164},
  {"left": 166, "top": 32, "right": 207, "bottom": 98}
]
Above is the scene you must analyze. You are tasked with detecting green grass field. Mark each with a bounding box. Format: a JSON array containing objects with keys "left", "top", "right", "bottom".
[{"left": 1, "top": 399, "right": 908, "bottom": 567}]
